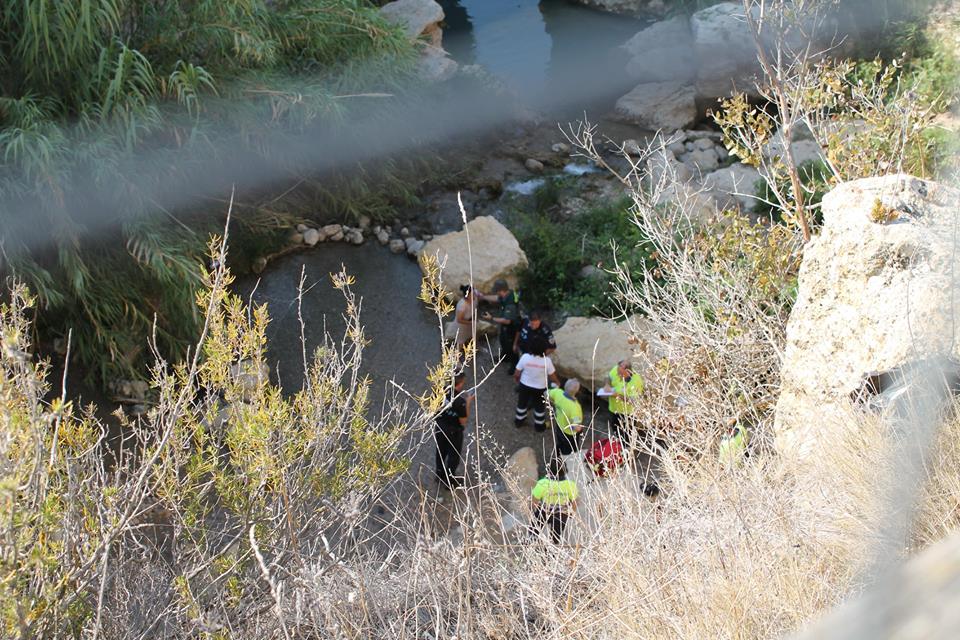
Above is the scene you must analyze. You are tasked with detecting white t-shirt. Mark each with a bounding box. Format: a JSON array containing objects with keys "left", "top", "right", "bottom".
[{"left": 516, "top": 353, "right": 555, "bottom": 389}]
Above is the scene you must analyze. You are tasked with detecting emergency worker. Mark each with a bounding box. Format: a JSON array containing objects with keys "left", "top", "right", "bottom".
[
  {"left": 514, "top": 339, "right": 560, "bottom": 431},
  {"left": 608, "top": 359, "right": 643, "bottom": 443},
  {"left": 549, "top": 378, "right": 585, "bottom": 460},
  {"left": 514, "top": 309, "right": 556, "bottom": 356},
  {"left": 530, "top": 462, "right": 578, "bottom": 543},
  {"left": 480, "top": 279, "right": 521, "bottom": 374}
]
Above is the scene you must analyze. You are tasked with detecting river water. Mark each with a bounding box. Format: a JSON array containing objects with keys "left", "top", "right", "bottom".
[{"left": 440, "top": 0, "right": 644, "bottom": 110}]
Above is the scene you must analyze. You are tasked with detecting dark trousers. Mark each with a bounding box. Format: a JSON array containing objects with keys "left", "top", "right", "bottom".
[
  {"left": 515, "top": 384, "right": 547, "bottom": 431},
  {"left": 435, "top": 423, "right": 464, "bottom": 488},
  {"left": 532, "top": 506, "right": 569, "bottom": 543},
  {"left": 611, "top": 412, "right": 630, "bottom": 445},
  {"left": 500, "top": 329, "right": 518, "bottom": 373},
  {"left": 552, "top": 425, "right": 582, "bottom": 461}
]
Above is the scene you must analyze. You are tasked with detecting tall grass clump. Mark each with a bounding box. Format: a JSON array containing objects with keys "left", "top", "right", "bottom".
[{"left": 0, "top": 0, "right": 419, "bottom": 382}]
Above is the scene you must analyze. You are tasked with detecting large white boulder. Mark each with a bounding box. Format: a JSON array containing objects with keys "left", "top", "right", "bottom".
[
  {"left": 614, "top": 81, "right": 698, "bottom": 132},
  {"left": 622, "top": 16, "right": 696, "bottom": 84},
  {"left": 691, "top": 2, "right": 762, "bottom": 99},
  {"left": 419, "top": 216, "right": 528, "bottom": 298},
  {"left": 551, "top": 316, "right": 655, "bottom": 390},
  {"left": 775, "top": 175, "right": 960, "bottom": 458},
  {"left": 380, "top": 0, "right": 444, "bottom": 47}
]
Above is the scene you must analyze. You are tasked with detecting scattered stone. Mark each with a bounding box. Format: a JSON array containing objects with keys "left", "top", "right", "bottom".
[
  {"left": 684, "top": 147, "right": 720, "bottom": 173},
  {"left": 684, "top": 141, "right": 695, "bottom": 152},
  {"left": 702, "top": 162, "right": 763, "bottom": 211},
  {"left": 559, "top": 196, "right": 588, "bottom": 220},
  {"left": 646, "top": 147, "right": 694, "bottom": 185},
  {"left": 667, "top": 140, "right": 687, "bottom": 156},
  {"left": 288, "top": 231, "right": 304, "bottom": 245},
  {"left": 388, "top": 238, "right": 406, "bottom": 254},
  {"left": 322, "top": 224, "right": 344, "bottom": 242},
  {"left": 296, "top": 223, "right": 309, "bottom": 233},
  {"left": 303, "top": 228, "right": 322, "bottom": 246},
  {"left": 693, "top": 137, "right": 715, "bottom": 151},
  {"left": 422, "top": 233, "right": 433, "bottom": 241},
  {"left": 524, "top": 158, "right": 545, "bottom": 173},
  {"left": 400, "top": 227, "right": 411, "bottom": 237},
  {"left": 358, "top": 215, "right": 372, "bottom": 231},
  {"left": 419, "top": 216, "right": 528, "bottom": 297},
  {"left": 252, "top": 256, "right": 268, "bottom": 274},
  {"left": 405, "top": 237, "right": 425, "bottom": 256},
  {"left": 551, "top": 142, "right": 571, "bottom": 155},
  {"left": 346, "top": 228, "right": 364, "bottom": 245},
  {"left": 614, "top": 81, "right": 698, "bottom": 131},
  {"left": 376, "top": 228, "right": 390, "bottom": 245},
  {"left": 623, "top": 139, "right": 643, "bottom": 157}
]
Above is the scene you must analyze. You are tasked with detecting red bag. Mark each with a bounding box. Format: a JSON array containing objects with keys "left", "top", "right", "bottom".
[{"left": 584, "top": 437, "right": 624, "bottom": 478}]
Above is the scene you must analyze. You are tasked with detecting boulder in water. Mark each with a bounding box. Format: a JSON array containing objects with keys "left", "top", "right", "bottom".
[{"left": 379, "top": 0, "right": 444, "bottom": 47}]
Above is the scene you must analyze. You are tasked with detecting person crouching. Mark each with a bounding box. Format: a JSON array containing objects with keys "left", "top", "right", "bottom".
[{"left": 530, "top": 461, "right": 578, "bottom": 543}]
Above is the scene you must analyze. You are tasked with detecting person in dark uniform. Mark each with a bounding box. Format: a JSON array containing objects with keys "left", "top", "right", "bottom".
[
  {"left": 514, "top": 309, "right": 556, "bottom": 357},
  {"left": 481, "top": 279, "right": 522, "bottom": 374},
  {"left": 435, "top": 372, "right": 473, "bottom": 489}
]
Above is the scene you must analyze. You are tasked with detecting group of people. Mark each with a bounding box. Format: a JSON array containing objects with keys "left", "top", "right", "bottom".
[{"left": 435, "top": 279, "right": 647, "bottom": 542}]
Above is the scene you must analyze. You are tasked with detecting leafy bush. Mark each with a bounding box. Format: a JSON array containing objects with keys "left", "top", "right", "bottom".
[{"left": 508, "top": 190, "right": 660, "bottom": 317}]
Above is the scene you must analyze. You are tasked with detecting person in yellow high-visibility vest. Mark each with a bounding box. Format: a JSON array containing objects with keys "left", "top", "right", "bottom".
[
  {"left": 530, "top": 462, "right": 578, "bottom": 543},
  {"left": 548, "top": 378, "right": 585, "bottom": 462},
  {"left": 718, "top": 420, "right": 748, "bottom": 468},
  {"left": 608, "top": 359, "right": 643, "bottom": 444}
]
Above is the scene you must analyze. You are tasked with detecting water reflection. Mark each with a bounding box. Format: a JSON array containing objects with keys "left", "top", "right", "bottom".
[{"left": 439, "top": 0, "right": 644, "bottom": 108}]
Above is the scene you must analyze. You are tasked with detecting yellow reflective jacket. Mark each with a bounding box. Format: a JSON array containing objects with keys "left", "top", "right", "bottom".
[
  {"left": 608, "top": 365, "right": 643, "bottom": 415},
  {"left": 548, "top": 388, "right": 583, "bottom": 436}
]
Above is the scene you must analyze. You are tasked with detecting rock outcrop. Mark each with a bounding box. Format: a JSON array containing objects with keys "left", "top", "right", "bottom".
[
  {"left": 419, "top": 216, "right": 528, "bottom": 298},
  {"left": 622, "top": 16, "right": 696, "bottom": 84},
  {"left": 690, "top": 2, "right": 762, "bottom": 99},
  {"left": 379, "top": 0, "right": 457, "bottom": 83},
  {"left": 551, "top": 316, "right": 653, "bottom": 390},
  {"left": 614, "top": 81, "right": 698, "bottom": 131},
  {"left": 775, "top": 175, "right": 960, "bottom": 458}
]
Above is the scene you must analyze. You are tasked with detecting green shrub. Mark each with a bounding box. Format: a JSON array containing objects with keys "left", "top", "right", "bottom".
[{"left": 508, "top": 190, "right": 660, "bottom": 317}]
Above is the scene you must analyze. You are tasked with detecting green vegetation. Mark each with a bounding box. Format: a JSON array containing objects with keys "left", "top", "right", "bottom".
[
  {"left": 507, "top": 184, "right": 659, "bottom": 317},
  {"left": 0, "top": 0, "right": 417, "bottom": 382}
]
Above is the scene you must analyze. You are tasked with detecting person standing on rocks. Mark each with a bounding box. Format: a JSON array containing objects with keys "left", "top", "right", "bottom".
[
  {"left": 549, "top": 378, "right": 585, "bottom": 462},
  {"left": 514, "top": 309, "right": 556, "bottom": 357},
  {"left": 514, "top": 339, "right": 560, "bottom": 432},
  {"left": 480, "top": 279, "right": 521, "bottom": 374},
  {"left": 607, "top": 359, "right": 643, "bottom": 444},
  {"left": 435, "top": 372, "right": 474, "bottom": 489},
  {"left": 530, "top": 461, "right": 578, "bottom": 544},
  {"left": 454, "top": 284, "right": 477, "bottom": 354}
]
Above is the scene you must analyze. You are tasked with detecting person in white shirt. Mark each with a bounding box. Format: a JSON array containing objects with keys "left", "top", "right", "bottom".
[{"left": 513, "top": 340, "right": 560, "bottom": 431}]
